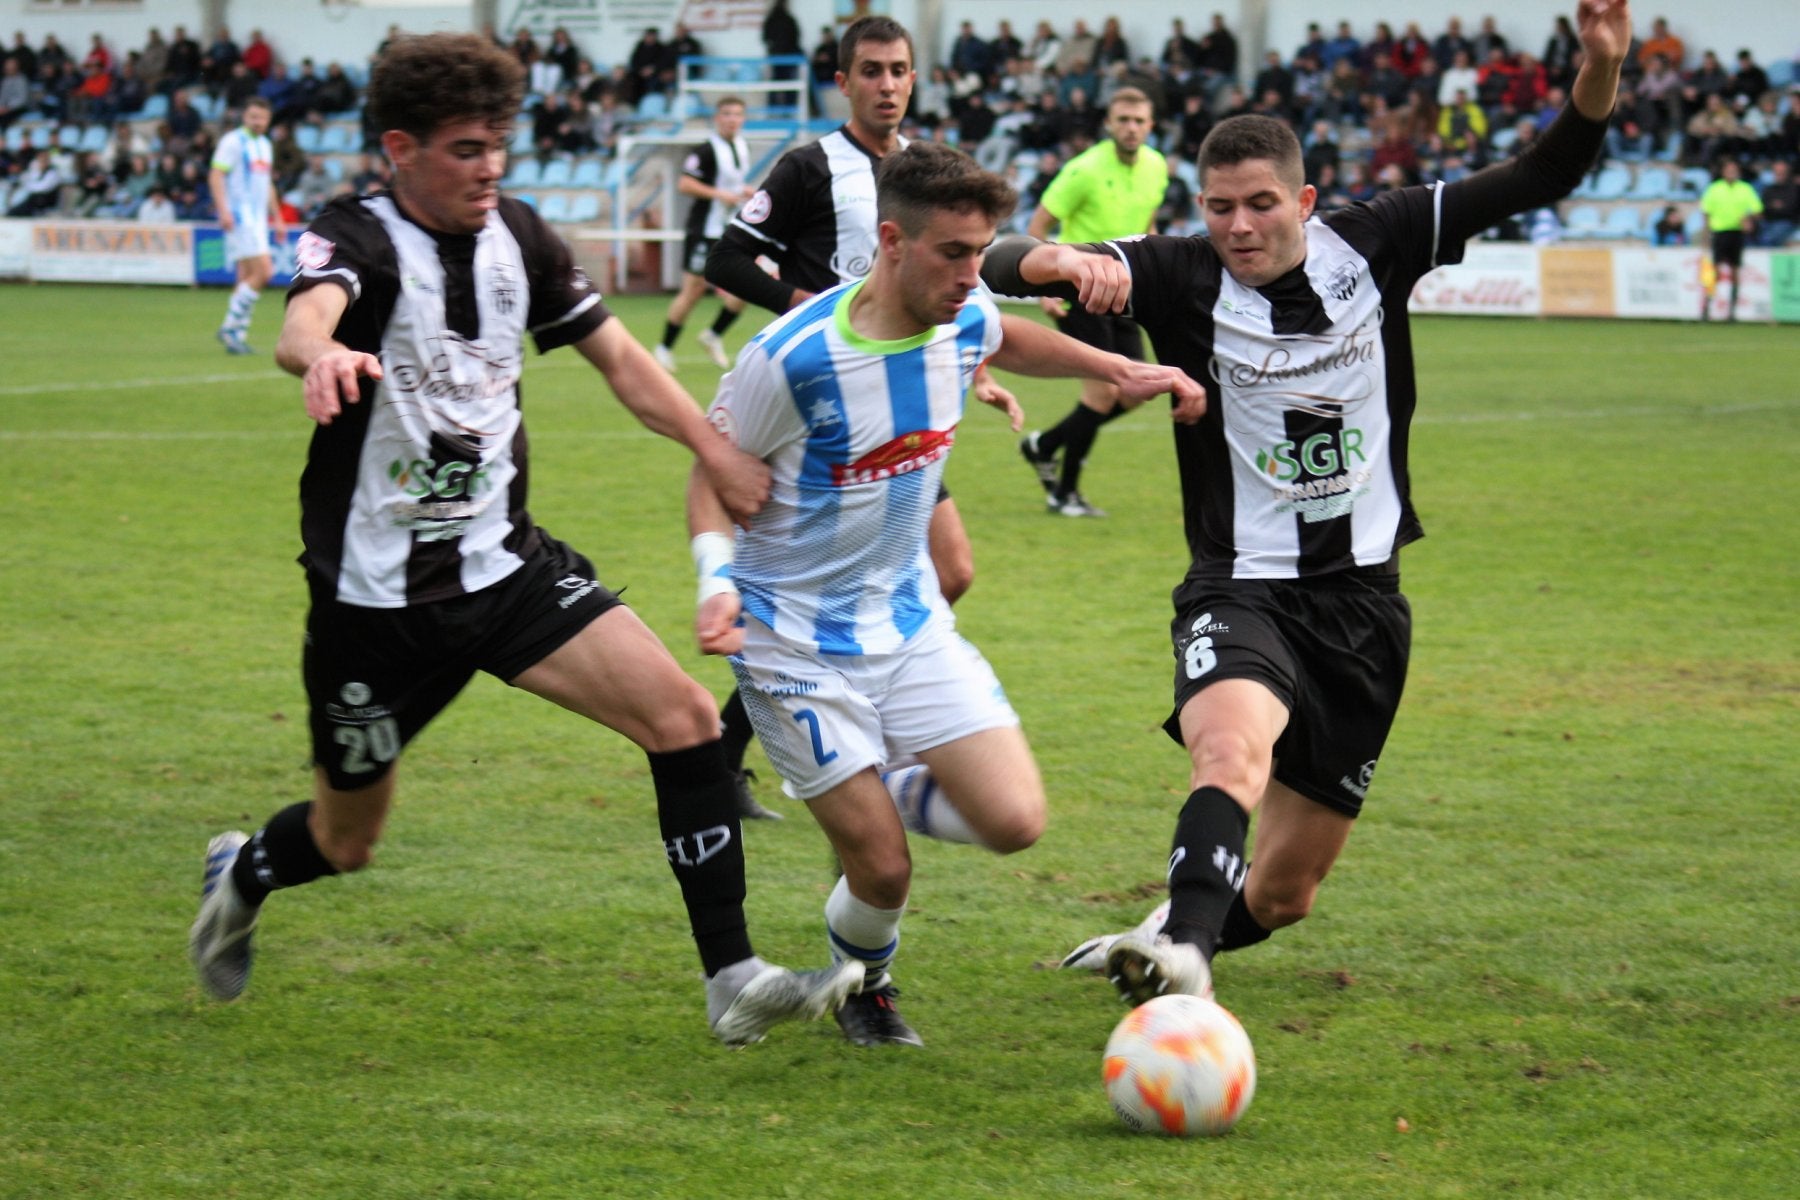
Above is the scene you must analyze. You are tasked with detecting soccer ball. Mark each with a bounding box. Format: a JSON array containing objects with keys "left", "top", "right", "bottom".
[{"left": 1102, "top": 993, "right": 1256, "bottom": 1136}]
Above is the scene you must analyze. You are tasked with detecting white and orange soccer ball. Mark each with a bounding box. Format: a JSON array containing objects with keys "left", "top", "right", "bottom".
[{"left": 1102, "top": 993, "right": 1256, "bottom": 1136}]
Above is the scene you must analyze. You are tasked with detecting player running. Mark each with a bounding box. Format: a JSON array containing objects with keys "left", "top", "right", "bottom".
[{"left": 208, "top": 96, "right": 286, "bottom": 355}]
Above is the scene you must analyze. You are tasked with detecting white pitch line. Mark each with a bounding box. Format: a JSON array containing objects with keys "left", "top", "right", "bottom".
[{"left": 0, "top": 370, "right": 286, "bottom": 397}]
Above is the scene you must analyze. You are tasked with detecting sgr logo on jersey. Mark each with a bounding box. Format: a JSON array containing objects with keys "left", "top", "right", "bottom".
[
  {"left": 1253, "top": 428, "right": 1367, "bottom": 482},
  {"left": 389, "top": 457, "right": 493, "bottom": 500}
]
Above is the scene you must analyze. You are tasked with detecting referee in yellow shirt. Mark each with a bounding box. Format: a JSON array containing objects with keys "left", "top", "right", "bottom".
[
  {"left": 1019, "top": 87, "right": 1168, "bottom": 516},
  {"left": 1698, "top": 159, "right": 1761, "bottom": 321}
]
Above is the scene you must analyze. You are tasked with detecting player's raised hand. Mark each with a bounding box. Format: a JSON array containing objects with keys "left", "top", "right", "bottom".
[
  {"left": 1056, "top": 244, "right": 1133, "bottom": 314},
  {"left": 971, "top": 364, "right": 1024, "bottom": 431},
  {"left": 695, "top": 592, "right": 745, "bottom": 656},
  {"left": 303, "top": 348, "right": 382, "bottom": 425},
  {"left": 1576, "top": 0, "right": 1631, "bottom": 64},
  {"left": 702, "top": 446, "right": 772, "bottom": 529}
]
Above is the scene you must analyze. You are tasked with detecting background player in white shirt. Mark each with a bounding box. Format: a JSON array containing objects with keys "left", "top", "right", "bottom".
[
  {"left": 654, "top": 97, "right": 752, "bottom": 372},
  {"left": 208, "top": 95, "right": 286, "bottom": 354},
  {"left": 687, "top": 142, "right": 1204, "bottom": 1046}
]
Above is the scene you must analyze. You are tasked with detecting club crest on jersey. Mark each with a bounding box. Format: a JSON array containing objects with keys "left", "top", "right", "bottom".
[
  {"left": 1322, "top": 262, "right": 1359, "bottom": 302},
  {"left": 491, "top": 263, "right": 518, "bottom": 314},
  {"left": 739, "top": 189, "right": 772, "bottom": 224},
  {"left": 831, "top": 428, "right": 954, "bottom": 486},
  {"left": 295, "top": 231, "right": 334, "bottom": 271}
]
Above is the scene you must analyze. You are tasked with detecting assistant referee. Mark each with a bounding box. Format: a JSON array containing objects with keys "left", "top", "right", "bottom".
[{"left": 1698, "top": 158, "right": 1761, "bottom": 321}]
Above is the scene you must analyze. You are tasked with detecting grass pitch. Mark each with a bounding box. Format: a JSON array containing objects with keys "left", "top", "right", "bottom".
[{"left": 1, "top": 283, "right": 1795, "bottom": 1198}]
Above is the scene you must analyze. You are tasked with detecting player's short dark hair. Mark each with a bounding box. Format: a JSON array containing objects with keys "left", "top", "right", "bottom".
[
  {"left": 243, "top": 96, "right": 271, "bottom": 113},
  {"left": 876, "top": 141, "right": 1016, "bottom": 236},
  {"left": 714, "top": 95, "right": 746, "bottom": 110},
  {"left": 1199, "top": 115, "right": 1305, "bottom": 192},
  {"left": 368, "top": 32, "right": 524, "bottom": 142},
  {"left": 839, "top": 16, "right": 913, "bottom": 74},
  {"left": 1107, "top": 87, "right": 1153, "bottom": 115}
]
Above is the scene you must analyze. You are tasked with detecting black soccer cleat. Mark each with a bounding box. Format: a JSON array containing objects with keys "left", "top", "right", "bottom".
[
  {"left": 732, "top": 768, "right": 783, "bottom": 821},
  {"left": 1019, "top": 432, "right": 1060, "bottom": 495},
  {"left": 834, "top": 976, "right": 924, "bottom": 1047}
]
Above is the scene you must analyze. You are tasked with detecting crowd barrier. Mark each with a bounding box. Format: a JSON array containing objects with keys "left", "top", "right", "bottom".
[{"left": 1, "top": 221, "right": 1795, "bottom": 322}]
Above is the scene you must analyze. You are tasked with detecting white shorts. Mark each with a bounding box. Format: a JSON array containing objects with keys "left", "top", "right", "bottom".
[
  {"left": 730, "top": 616, "right": 1019, "bottom": 801},
  {"left": 225, "top": 218, "right": 273, "bottom": 263}
]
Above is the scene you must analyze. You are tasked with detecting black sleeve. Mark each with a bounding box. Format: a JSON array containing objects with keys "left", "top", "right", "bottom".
[
  {"left": 286, "top": 197, "right": 396, "bottom": 357},
  {"left": 497, "top": 197, "right": 611, "bottom": 353},
  {"left": 704, "top": 147, "right": 815, "bottom": 314},
  {"left": 979, "top": 236, "right": 1081, "bottom": 304},
  {"left": 1437, "top": 104, "right": 1607, "bottom": 247},
  {"left": 980, "top": 233, "right": 1197, "bottom": 321},
  {"left": 682, "top": 140, "right": 718, "bottom": 185},
  {"left": 707, "top": 228, "right": 796, "bottom": 313}
]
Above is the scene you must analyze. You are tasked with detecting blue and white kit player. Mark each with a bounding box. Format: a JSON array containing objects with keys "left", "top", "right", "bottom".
[{"left": 207, "top": 96, "right": 286, "bottom": 354}]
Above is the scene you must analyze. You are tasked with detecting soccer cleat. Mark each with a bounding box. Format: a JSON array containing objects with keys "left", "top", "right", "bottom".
[
  {"left": 1059, "top": 899, "right": 1171, "bottom": 972},
  {"left": 834, "top": 974, "right": 924, "bottom": 1047},
  {"left": 652, "top": 343, "right": 677, "bottom": 371},
  {"left": 1050, "top": 492, "right": 1108, "bottom": 518},
  {"left": 216, "top": 328, "right": 255, "bottom": 355},
  {"left": 733, "top": 768, "right": 783, "bottom": 821},
  {"left": 696, "top": 328, "right": 731, "bottom": 369},
  {"left": 1019, "top": 431, "right": 1059, "bottom": 494},
  {"left": 1105, "top": 935, "right": 1214, "bottom": 1006},
  {"left": 709, "top": 959, "right": 865, "bottom": 1047},
  {"left": 190, "top": 831, "right": 259, "bottom": 1001}
]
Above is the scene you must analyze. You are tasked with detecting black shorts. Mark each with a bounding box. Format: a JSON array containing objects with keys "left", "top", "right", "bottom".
[
  {"left": 1711, "top": 230, "right": 1746, "bottom": 268},
  {"left": 1164, "top": 573, "right": 1412, "bottom": 817},
  {"left": 1055, "top": 307, "right": 1145, "bottom": 360},
  {"left": 683, "top": 233, "right": 716, "bottom": 276},
  {"left": 304, "top": 531, "right": 624, "bottom": 790}
]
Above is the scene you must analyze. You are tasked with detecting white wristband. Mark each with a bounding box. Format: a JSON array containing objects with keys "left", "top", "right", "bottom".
[{"left": 691, "top": 531, "right": 738, "bottom": 604}]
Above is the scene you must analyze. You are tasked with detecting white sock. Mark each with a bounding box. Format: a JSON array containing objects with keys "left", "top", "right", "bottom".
[
  {"left": 224, "top": 282, "right": 259, "bottom": 333},
  {"left": 825, "top": 874, "right": 904, "bottom": 984},
  {"left": 882, "top": 763, "right": 982, "bottom": 845}
]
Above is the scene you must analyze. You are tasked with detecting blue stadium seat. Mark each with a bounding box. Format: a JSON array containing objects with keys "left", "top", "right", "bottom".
[
  {"left": 567, "top": 192, "right": 601, "bottom": 222},
  {"left": 637, "top": 92, "right": 669, "bottom": 119},
  {"left": 503, "top": 158, "right": 542, "bottom": 189},
  {"left": 1562, "top": 204, "right": 1606, "bottom": 238},
  {"left": 1626, "top": 168, "right": 1671, "bottom": 201},
  {"left": 570, "top": 157, "right": 604, "bottom": 188},
  {"left": 320, "top": 125, "right": 353, "bottom": 153},
  {"left": 539, "top": 158, "right": 573, "bottom": 188},
  {"left": 512, "top": 192, "right": 537, "bottom": 209},
  {"left": 1588, "top": 165, "right": 1631, "bottom": 200},
  {"left": 1601, "top": 206, "right": 1647, "bottom": 240},
  {"left": 137, "top": 93, "right": 168, "bottom": 120},
  {"left": 2, "top": 125, "right": 22, "bottom": 153},
  {"left": 537, "top": 192, "right": 571, "bottom": 222},
  {"left": 1677, "top": 167, "right": 1711, "bottom": 199},
  {"left": 57, "top": 125, "right": 81, "bottom": 149},
  {"left": 1682, "top": 208, "right": 1706, "bottom": 241},
  {"left": 510, "top": 124, "right": 534, "bottom": 155},
  {"left": 79, "top": 125, "right": 107, "bottom": 153},
  {"left": 28, "top": 124, "right": 52, "bottom": 150},
  {"left": 323, "top": 157, "right": 343, "bottom": 181},
  {"left": 295, "top": 125, "right": 321, "bottom": 153},
  {"left": 1489, "top": 126, "right": 1519, "bottom": 155}
]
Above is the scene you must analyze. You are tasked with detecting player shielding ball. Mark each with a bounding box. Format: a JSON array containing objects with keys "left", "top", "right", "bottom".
[
  {"left": 688, "top": 142, "right": 1204, "bottom": 1046},
  {"left": 985, "top": 1, "right": 1634, "bottom": 1004}
]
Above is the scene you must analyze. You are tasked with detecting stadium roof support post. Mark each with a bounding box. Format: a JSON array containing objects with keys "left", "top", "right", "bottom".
[
  {"left": 474, "top": 0, "right": 500, "bottom": 33},
  {"left": 1239, "top": 0, "right": 1270, "bottom": 87},
  {"left": 203, "top": 0, "right": 226, "bottom": 40}
]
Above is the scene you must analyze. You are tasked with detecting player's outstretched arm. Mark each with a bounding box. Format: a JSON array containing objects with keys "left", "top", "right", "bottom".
[
  {"left": 574, "top": 318, "right": 770, "bottom": 526},
  {"left": 989, "top": 313, "right": 1206, "bottom": 423},
  {"left": 1570, "top": 0, "right": 1631, "bottom": 120},
  {"left": 970, "top": 364, "right": 1023, "bottom": 431},
  {"left": 981, "top": 237, "right": 1132, "bottom": 315},
  {"left": 686, "top": 467, "right": 745, "bottom": 656},
  {"left": 277, "top": 285, "right": 383, "bottom": 425}
]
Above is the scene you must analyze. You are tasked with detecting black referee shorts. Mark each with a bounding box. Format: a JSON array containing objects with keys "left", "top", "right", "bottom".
[
  {"left": 1164, "top": 573, "right": 1412, "bottom": 817},
  {"left": 1711, "top": 230, "right": 1746, "bottom": 268},
  {"left": 1054, "top": 307, "right": 1145, "bottom": 361},
  {"left": 304, "top": 531, "right": 624, "bottom": 790}
]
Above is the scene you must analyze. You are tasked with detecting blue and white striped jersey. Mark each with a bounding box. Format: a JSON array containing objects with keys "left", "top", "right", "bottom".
[
  {"left": 708, "top": 280, "right": 1002, "bottom": 656},
  {"left": 211, "top": 126, "right": 273, "bottom": 227}
]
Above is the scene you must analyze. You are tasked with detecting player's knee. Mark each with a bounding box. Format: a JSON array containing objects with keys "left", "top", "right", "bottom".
[
  {"left": 637, "top": 679, "right": 726, "bottom": 753},
  {"left": 981, "top": 803, "right": 1044, "bottom": 855},
  {"left": 313, "top": 828, "right": 378, "bottom": 874},
  {"left": 844, "top": 850, "right": 912, "bottom": 909},
  {"left": 1188, "top": 728, "right": 1271, "bottom": 798}
]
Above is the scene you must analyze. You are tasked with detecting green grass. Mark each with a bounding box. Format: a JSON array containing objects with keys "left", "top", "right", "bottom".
[{"left": 2, "top": 284, "right": 1795, "bottom": 1198}]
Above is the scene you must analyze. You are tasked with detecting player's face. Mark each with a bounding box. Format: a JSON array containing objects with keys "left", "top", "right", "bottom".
[
  {"left": 838, "top": 39, "right": 914, "bottom": 140},
  {"left": 243, "top": 104, "right": 270, "bottom": 136},
  {"left": 386, "top": 117, "right": 510, "bottom": 235},
  {"left": 714, "top": 103, "right": 745, "bottom": 139},
  {"left": 892, "top": 205, "right": 995, "bottom": 329},
  {"left": 1200, "top": 158, "right": 1316, "bottom": 289},
  {"left": 1106, "top": 102, "right": 1154, "bottom": 160}
]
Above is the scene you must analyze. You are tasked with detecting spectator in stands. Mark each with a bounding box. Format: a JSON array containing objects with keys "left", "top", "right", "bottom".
[
  {"left": 1155, "top": 157, "right": 1196, "bottom": 235},
  {"left": 258, "top": 61, "right": 296, "bottom": 115},
  {"left": 0, "top": 56, "right": 28, "bottom": 132},
  {"left": 1685, "top": 92, "right": 1750, "bottom": 164},
  {"left": 138, "top": 28, "right": 169, "bottom": 94},
  {"left": 1363, "top": 22, "right": 1397, "bottom": 73},
  {"left": 991, "top": 20, "right": 1023, "bottom": 67},
  {"left": 281, "top": 58, "right": 321, "bottom": 125},
  {"left": 1638, "top": 16, "right": 1684, "bottom": 71},
  {"left": 38, "top": 33, "right": 70, "bottom": 77},
  {"left": 524, "top": 46, "right": 562, "bottom": 97},
  {"left": 1728, "top": 51, "right": 1768, "bottom": 105},
  {"left": 809, "top": 26, "right": 838, "bottom": 86},
  {"left": 508, "top": 27, "right": 538, "bottom": 65},
  {"left": 1252, "top": 51, "right": 1294, "bottom": 113},
  {"left": 1301, "top": 118, "right": 1339, "bottom": 181},
  {"left": 1757, "top": 159, "right": 1797, "bottom": 247},
  {"left": 8, "top": 149, "right": 62, "bottom": 216},
  {"left": 1198, "top": 12, "right": 1238, "bottom": 84},
  {"left": 1058, "top": 56, "right": 1100, "bottom": 108},
  {"left": 1472, "top": 16, "right": 1511, "bottom": 63},
  {"left": 949, "top": 21, "right": 991, "bottom": 86},
  {"left": 165, "top": 25, "right": 201, "bottom": 93},
  {"left": 1322, "top": 21, "right": 1360, "bottom": 72},
  {"left": 957, "top": 90, "right": 996, "bottom": 145},
  {"left": 312, "top": 62, "right": 356, "bottom": 115},
  {"left": 1290, "top": 52, "right": 1329, "bottom": 121},
  {"left": 292, "top": 153, "right": 335, "bottom": 216},
  {"left": 1476, "top": 46, "right": 1517, "bottom": 116},
  {"left": 1364, "top": 50, "right": 1411, "bottom": 112},
  {"left": 1683, "top": 50, "right": 1730, "bottom": 111},
  {"left": 270, "top": 121, "right": 306, "bottom": 191},
  {"left": 1094, "top": 18, "right": 1130, "bottom": 72},
  {"left": 103, "top": 119, "right": 150, "bottom": 174},
  {"left": 762, "top": 0, "right": 802, "bottom": 107},
  {"left": 1636, "top": 52, "right": 1683, "bottom": 139},
  {"left": 165, "top": 88, "right": 202, "bottom": 154},
  {"left": 202, "top": 27, "right": 240, "bottom": 93},
  {"left": 223, "top": 62, "right": 260, "bottom": 112},
  {"left": 72, "top": 150, "right": 111, "bottom": 216},
  {"left": 1313, "top": 160, "right": 1352, "bottom": 210},
  {"left": 1606, "top": 111, "right": 1656, "bottom": 160},
  {"left": 112, "top": 55, "right": 146, "bottom": 116},
  {"left": 1432, "top": 17, "right": 1471, "bottom": 71},
  {"left": 7, "top": 32, "right": 38, "bottom": 82},
  {"left": 1370, "top": 115, "right": 1421, "bottom": 186},
  {"left": 545, "top": 27, "right": 582, "bottom": 83},
  {"left": 1543, "top": 15, "right": 1580, "bottom": 89},
  {"left": 349, "top": 152, "right": 387, "bottom": 195},
  {"left": 82, "top": 33, "right": 112, "bottom": 76},
  {"left": 137, "top": 184, "right": 176, "bottom": 223},
  {"left": 242, "top": 30, "right": 273, "bottom": 80},
  {"left": 1321, "top": 57, "right": 1365, "bottom": 125},
  {"left": 1058, "top": 20, "right": 1098, "bottom": 77},
  {"left": 1028, "top": 21, "right": 1062, "bottom": 75},
  {"left": 1506, "top": 53, "right": 1550, "bottom": 113},
  {"left": 665, "top": 23, "right": 703, "bottom": 76},
  {"left": 627, "top": 28, "right": 666, "bottom": 102},
  {"left": 1394, "top": 23, "right": 1431, "bottom": 78},
  {"left": 1439, "top": 89, "right": 1490, "bottom": 159}
]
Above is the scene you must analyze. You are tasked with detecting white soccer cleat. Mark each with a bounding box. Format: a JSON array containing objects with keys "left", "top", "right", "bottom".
[
  {"left": 696, "top": 328, "right": 731, "bottom": 369},
  {"left": 190, "top": 831, "right": 259, "bottom": 1001},
  {"left": 1051, "top": 491, "right": 1108, "bottom": 518},
  {"left": 708, "top": 959, "right": 865, "bottom": 1047},
  {"left": 1106, "top": 935, "right": 1214, "bottom": 1006},
  {"left": 652, "top": 343, "right": 677, "bottom": 371},
  {"left": 1059, "top": 899, "right": 1171, "bottom": 972}
]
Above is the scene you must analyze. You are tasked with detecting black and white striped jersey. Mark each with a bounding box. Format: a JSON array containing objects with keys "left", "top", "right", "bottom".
[
  {"left": 288, "top": 193, "right": 610, "bottom": 607},
  {"left": 986, "top": 105, "right": 1605, "bottom": 582},
  {"left": 707, "top": 125, "right": 900, "bottom": 312},
  {"left": 681, "top": 132, "right": 751, "bottom": 241}
]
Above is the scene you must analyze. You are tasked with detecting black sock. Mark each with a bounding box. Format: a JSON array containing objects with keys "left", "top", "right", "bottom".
[
  {"left": 1034, "top": 400, "right": 1085, "bottom": 458},
  {"left": 661, "top": 320, "right": 682, "bottom": 348},
  {"left": 1056, "top": 404, "right": 1110, "bottom": 498},
  {"left": 709, "top": 308, "right": 740, "bottom": 336},
  {"left": 1216, "top": 888, "right": 1272, "bottom": 953},
  {"left": 1162, "top": 786, "right": 1250, "bottom": 958},
  {"left": 718, "top": 689, "right": 756, "bottom": 774},
  {"left": 650, "top": 740, "right": 753, "bottom": 975},
  {"left": 232, "top": 802, "right": 339, "bottom": 906}
]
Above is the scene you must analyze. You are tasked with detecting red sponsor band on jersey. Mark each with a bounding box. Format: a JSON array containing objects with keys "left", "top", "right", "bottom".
[{"left": 830, "top": 427, "right": 955, "bottom": 486}]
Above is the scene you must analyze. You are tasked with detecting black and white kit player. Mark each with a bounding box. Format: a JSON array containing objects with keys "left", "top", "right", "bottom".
[
  {"left": 682, "top": 127, "right": 752, "bottom": 275},
  {"left": 982, "top": 0, "right": 1631, "bottom": 1005},
  {"left": 656, "top": 101, "right": 753, "bottom": 371}
]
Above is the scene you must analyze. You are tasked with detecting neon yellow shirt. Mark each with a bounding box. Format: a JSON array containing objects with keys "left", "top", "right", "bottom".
[
  {"left": 1038, "top": 140, "right": 1168, "bottom": 245},
  {"left": 1699, "top": 179, "right": 1762, "bottom": 232}
]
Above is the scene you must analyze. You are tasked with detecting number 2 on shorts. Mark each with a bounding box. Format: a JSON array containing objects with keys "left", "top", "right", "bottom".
[{"left": 791, "top": 707, "right": 839, "bottom": 766}]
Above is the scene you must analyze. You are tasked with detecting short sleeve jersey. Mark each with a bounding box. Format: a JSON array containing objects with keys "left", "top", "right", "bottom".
[
  {"left": 1088, "top": 183, "right": 1464, "bottom": 580},
  {"left": 1037, "top": 140, "right": 1168, "bottom": 245},
  {"left": 707, "top": 281, "right": 1003, "bottom": 655},
  {"left": 682, "top": 132, "right": 751, "bottom": 241},
  {"left": 212, "top": 125, "right": 273, "bottom": 226},
  {"left": 724, "top": 125, "right": 900, "bottom": 292},
  {"left": 1699, "top": 179, "right": 1762, "bottom": 232},
  {"left": 287, "top": 193, "right": 609, "bottom": 608}
]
